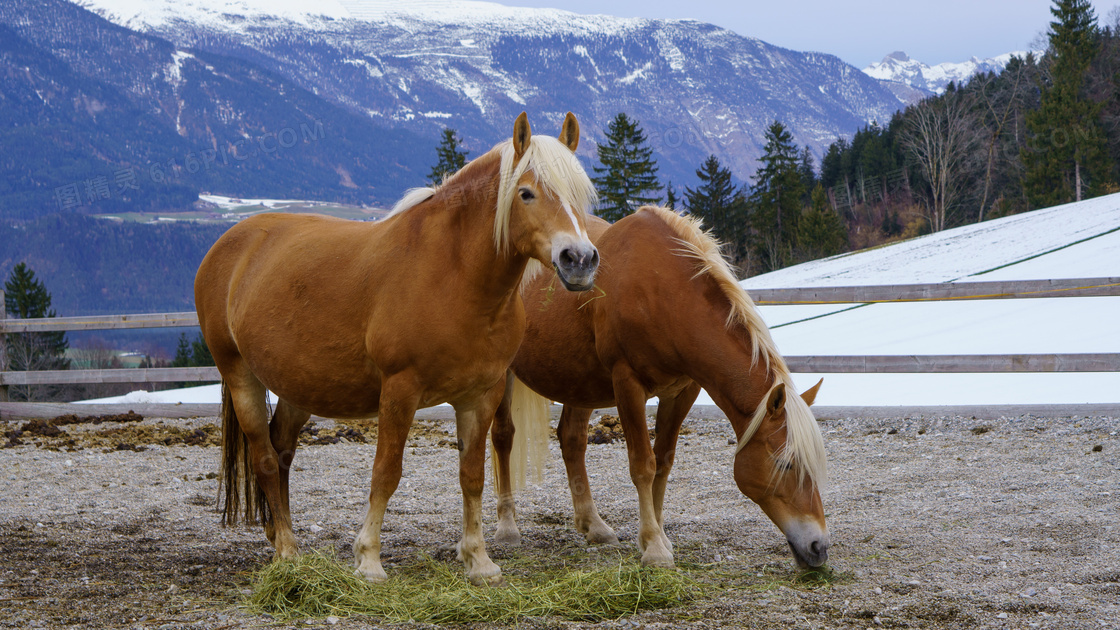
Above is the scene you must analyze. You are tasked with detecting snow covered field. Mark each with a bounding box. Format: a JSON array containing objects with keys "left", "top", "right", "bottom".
[
  {"left": 82, "top": 194, "right": 1120, "bottom": 408},
  {"left": 748, "top": 193, "right": 1120, "bottom": 406}
]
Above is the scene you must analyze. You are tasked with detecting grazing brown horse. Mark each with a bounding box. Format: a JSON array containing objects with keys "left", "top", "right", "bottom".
[
  {"left": 194, "top": 112, "right": 599, "bottom": 585},
  {"left": 490, "top": 206, "right": 830, "bottom": 569}
]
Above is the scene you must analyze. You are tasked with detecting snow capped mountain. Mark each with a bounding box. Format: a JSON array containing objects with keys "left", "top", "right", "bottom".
[
  {"left": 74, "top": 0, "right": 351, "bottom": 28},
  {"left": 0, "top": 0, "right": 436, "bottom": 214},
  {"left": 863, "top": 50, "right": 1035, "bottom": 101},
  {"left": 80, "top": 0, "right": 655, "bottom": 36},
  {"left": 70, "top": 0, "right": 904, "bottom": 185}
]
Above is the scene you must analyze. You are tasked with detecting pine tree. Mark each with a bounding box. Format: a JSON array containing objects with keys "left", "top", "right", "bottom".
[
  {"left": 685, "top": 155, "right": 746, "bottom": 265},
  {"left": 1024, "top": 0, "right": 1111, "bottom": 207},
  {"left": 3, "top": 263, "right": 69, "bottom": 401},
  {"left": 797, "top": 184, "right": 848, "bottom": 261},
  {"left": 664, "top": 180, "right": 678, "bottom": 210},
  {"left": 592, "top": 113, "right": 663, "bottom": 221},
  {"left": 190, "top": 333, "right": 214, "bottom": 366},
  {"left": 747, "top": 121, "right": 806, "bottom": 272},
  {"left": 798, "top": 146, "right": 818, "bottom": 199},
  {"left": 171, "top": 333, "right": 192, "bottom": 368},
  {"left": 427, "top": 128, "right": 469, "bottom": 185}
]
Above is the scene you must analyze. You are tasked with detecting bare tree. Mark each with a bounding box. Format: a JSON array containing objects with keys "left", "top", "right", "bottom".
[
  {"left": 70, "top": 337, "right": 126, "bottom": 400},
  {"left": 901, "top": 96, "right": 980, "bottom": 232},
  {"left": 975, "top": 61, "right": 1029, "bottom": 221},
  {"left": 4, "top": 332, "right": 62, "bottom": 401}
]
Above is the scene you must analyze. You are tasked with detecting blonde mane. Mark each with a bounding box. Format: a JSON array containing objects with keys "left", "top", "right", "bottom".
[
  {"left": 636, "top": 206, "right": 827, "bottom": 488},
  {"left": 387, "top": 136, "right": 595, "bottom": 255},
  {"left": 496, "top": 135, "right": 597, "bottom": 252}
]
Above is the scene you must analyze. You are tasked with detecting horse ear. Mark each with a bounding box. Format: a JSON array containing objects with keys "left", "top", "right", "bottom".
[
  {"left": 766, "top": 383, "right": 787, "bottom": 415},
  {"left": 559, "top": 112, "right": 579, "bottom": 152},
  {"left": 512, "top": 112, "right": 532, "bottom": 162},
  {"left": 800, "top": 378, "right": 824, "bottom": 406}
]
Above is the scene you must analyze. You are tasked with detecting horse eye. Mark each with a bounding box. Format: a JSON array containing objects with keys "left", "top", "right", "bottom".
[{"left": 519, "top": 188, "right": 535, "bottom": 202}]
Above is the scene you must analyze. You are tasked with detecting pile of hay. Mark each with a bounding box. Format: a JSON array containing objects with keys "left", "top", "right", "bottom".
[{"left": 247, "top": 551, "right": 707, "bottom": 624}]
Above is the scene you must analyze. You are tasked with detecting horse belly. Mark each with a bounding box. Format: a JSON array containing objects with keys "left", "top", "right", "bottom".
[
  {"left": 239, "top": 336, "right": 384, "bottom": 419},
  {"left": 511, "top": 342, "right": 615, "bottom": 408}
]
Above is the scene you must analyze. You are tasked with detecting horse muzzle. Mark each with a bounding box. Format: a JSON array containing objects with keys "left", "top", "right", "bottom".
[
  {"left": 785, "top": 520, "right": 831, "bottom": 568},
  {"left": 553, "top": 242, "right": 599, "bottom": 292}
]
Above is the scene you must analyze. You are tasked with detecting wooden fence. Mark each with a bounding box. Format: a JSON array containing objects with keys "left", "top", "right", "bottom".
[{"left": 1, "top": 276, "right": 1118, "bottom": 414}]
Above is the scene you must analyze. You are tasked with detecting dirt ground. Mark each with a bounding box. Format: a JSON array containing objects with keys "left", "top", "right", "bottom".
[{"left": 0, "top": 408, "right": 1117, "bottom": 630}]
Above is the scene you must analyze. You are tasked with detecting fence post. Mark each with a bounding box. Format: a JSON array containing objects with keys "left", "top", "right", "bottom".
[{"left": 0, "top": 289, "right": 7, "bottom": 402}]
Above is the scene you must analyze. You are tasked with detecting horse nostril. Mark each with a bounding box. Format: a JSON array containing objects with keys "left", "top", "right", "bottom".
[
  {"left": 559, "top": 248, "right": 577, "bottom": 267},
  {"left": 589, "top": 249, "right": 599, "bottom": 267},
  {"left": 810, "top": 540, "right": 821, "bottom": 555}
]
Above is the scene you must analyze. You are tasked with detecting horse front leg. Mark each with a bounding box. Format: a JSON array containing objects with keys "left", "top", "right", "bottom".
[
  {"left": 490, "top": 372, "right": 521, "bottom": 545},
  {"left": 454, "top": 379, "right": 505, "bottom": 586},
  {"left": 651, "top": 381, "right": 701, "bottom": 553},
  {"left": 612, "top": 364, "right": 673, "bottom": 567},
  {"left": 557, "top": 405, "right": 618, "bottom": 544},
  {"left": 354, "top": 377, "right": 419, "bottom": 582}
]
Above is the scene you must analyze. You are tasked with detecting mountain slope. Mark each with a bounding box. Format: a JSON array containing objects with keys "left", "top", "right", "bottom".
[
  {"left": 0, "top": 0, "right": 433, "bottom": 218},
  {"left": 73, "top": 0, "right": 905, "bottom": 186}
]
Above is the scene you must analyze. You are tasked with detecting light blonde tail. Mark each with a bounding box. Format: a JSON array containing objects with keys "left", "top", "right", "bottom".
[{"left": 509, "top": 377, "right": 551, "bottom": 491}]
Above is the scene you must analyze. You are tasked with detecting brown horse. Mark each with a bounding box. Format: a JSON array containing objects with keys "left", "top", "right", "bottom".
[
  {"left": 194, "top": 112, "right": 599, "bottom": 585},
  {"left": 490, "top": 206, "right": 830, "bottom": 569}
]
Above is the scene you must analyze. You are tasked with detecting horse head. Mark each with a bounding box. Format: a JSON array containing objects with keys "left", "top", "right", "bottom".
[
  {"left": 498, "top": 112, "right": 599, "bottom": 291},
  {"left": 733, "top": 378, "right": 830, "bottom": 568}
]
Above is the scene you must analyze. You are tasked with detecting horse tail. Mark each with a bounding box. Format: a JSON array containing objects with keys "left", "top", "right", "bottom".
[
  {"left": 219, "top": 382, "right": 268, "bottom": 526},
  {"left": 508, "top": 376, "right": 551, "bottom": 491}
]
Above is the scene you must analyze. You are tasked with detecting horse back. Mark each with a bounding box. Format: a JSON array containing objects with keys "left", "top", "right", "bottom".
[{"left": 514, "top": 209, "right": 746, "bottom": 405}]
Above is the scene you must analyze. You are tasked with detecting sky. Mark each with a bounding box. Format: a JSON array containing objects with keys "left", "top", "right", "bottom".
[{"left": 494, "top": 0, "right": 1120, "bottom": 68}]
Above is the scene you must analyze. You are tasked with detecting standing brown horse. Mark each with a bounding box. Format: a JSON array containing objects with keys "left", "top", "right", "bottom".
[
  {"left": 490, "top": 206, "right": 830, "bottom": 569},
  {"left": 194, "top": 112, "right": 599, "bottom": 585}
]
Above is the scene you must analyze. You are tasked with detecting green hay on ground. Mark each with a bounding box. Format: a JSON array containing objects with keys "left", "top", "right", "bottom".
[
  {"left": 794, "top": 565, "right": 851, "bottom": 588},
  {"left": 246, "top": 550, "right": 707, "bottom": 624}
]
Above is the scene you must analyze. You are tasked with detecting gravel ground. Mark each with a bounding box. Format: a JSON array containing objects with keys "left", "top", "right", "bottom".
[{"left": 0, "top": 408, "right": 1117, "bottom": 629}]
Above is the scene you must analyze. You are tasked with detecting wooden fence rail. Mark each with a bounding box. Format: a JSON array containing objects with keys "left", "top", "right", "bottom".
[
  {"left": 783, "top": 353, "right": 1119, "bottom": 373},
  {"left": 748, "top": 276, "right": 1120, "bottom": 305},
  {"left": 0, "top": 366, "right": 220, "bottom": 386},
  {"left": 0, "top": 311, "right": 198, "bottom": 334},
  {"left": 1, "top": 278, "right": 1118, "bottom": 405}
]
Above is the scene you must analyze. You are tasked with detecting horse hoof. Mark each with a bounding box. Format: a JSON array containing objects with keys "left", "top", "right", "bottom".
[
  {"left": 469, "top": 572, "right": 507, "bottom": 587},
  {"left": 584, "top": 529, "right": 619, "bottom": 545},
  {"left": 640, "top": 551, "right": 675, "bottom": 569},
  {"left": 354, "top": 567, "right": 388, "bottom": 583},
  {"left": 354, "top": 559, "right": 388, "bottom": 583},
  {"left": 494, "top": 529, "right": 522, "bottom": 546},
  {"left": 273, "top": 545, "right": 300, "bottom": 561}
]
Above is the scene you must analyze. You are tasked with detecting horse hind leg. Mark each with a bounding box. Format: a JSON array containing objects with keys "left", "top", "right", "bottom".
[
  {"left": 265, "top": 399, "right": 312, "bottom": 546},
  {"left": 558, "top": 405, "right": 618, "bottom": 545},
  {"left": 221, "top": 373, "right": 299, "bottom": 559},
  {"left": 490, "top": 372, "right": 521, "bottom": 545}
]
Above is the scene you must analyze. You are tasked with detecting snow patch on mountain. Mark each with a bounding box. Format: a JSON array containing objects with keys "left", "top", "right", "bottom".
[
  {"left": 77, "top": 0, "right": 349, "bottom": 29},
  {"left": 863, "top": 50, "right": 1035, "bottom": 98},
  {"left": 78, "top": 0, "right": 650, "bottom": 37}
]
